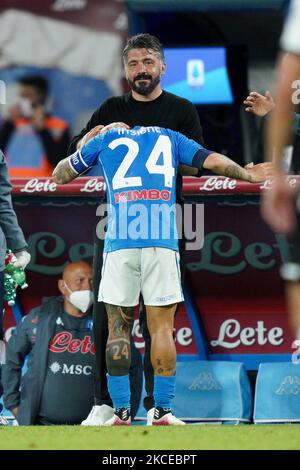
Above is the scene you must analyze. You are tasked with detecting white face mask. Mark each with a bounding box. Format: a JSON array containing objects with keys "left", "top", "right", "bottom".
[
  {"left": 64, "top": 282, "right": 93, "bottom": 313},
  {"left": 19, "top": 97, "right": 34, "bottom": 118}
]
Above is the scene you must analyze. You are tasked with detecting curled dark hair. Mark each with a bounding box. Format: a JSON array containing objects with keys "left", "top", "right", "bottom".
[{"left": 123, "top": 33, "right": 165, "bottom": 64}]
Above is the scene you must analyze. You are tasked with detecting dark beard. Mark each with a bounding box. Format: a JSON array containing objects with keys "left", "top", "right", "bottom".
[{"left": 128, "top": 75, "right": 161, "bottom": 96}]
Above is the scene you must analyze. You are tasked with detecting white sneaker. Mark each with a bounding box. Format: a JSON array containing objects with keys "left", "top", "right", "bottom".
[
  {"left": 81, "top": 405, "right": 114, "bottom": 426},
  {"left": 147, "top": 408, "right": 155, "bottom": 426},
  {"left": 152, "top": 408, "right": 185, "bottom": 426},
  {"left": 0, "top": 415, "right": 9, "bottom": 426},
  {"left": 103, "top": 408, "right": 131, "bottom": 426}
]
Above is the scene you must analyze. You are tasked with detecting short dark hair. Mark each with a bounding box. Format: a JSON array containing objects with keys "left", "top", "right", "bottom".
[
  {"left": 18, "top": 75, "right": 49, "bottom": 102},
  {"left": 123, "top": 33, "right": 165, "bottom": 64}
]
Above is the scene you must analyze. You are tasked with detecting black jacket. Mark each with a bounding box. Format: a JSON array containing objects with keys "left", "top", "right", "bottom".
[{"left": 2, "top": 296, "right": 143, "bottom": 424}]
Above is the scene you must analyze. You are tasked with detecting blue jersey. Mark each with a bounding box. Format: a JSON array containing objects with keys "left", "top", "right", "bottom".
[{"left": 70, "top": 126, "right": 212, "bottom": 252}]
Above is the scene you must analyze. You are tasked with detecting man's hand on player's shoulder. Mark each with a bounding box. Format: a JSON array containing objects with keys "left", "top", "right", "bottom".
[
  {"left": 77, "top": 123, "right": 131, "bottom": 150},
  {"left": 100, "top": 122, "right": 130, "bottom": 133},
  {"left": 77, "top": 125, "right": 105, "bottom": 150}
]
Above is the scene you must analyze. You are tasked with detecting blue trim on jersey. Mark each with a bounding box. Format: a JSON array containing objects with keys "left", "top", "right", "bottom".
[
  {"left": 192, "top": 148, "right": 213, "bottom": 170},
  {"left": 104, "top": 239, "right": 179, "bottom": 253},
  {"left": 101, "top": 162, "right": 117, "bottom": 254},
  {"left": 70, "top": 132, "right": 107, "bottom": 175},
  {"left": 69, "top": 150, "right": 90, "bottom": 175}
]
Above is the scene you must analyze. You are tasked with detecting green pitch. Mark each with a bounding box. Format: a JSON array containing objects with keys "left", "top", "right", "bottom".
[{"left": 1, "top": 425, "right": 300, "bottom": 450}]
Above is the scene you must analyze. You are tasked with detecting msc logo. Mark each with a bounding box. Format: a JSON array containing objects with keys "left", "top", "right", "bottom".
[
  {"left": 49, "top": 362, "right": 61, "bottom": 374},
  {"left": 188, "top": 372, "right": 222, "bottom": 391},
  {"left": 276, "top": 376, "right": 300, "bottom": 395},
  {"left": 49, "top": 362, "right": 92, "bottom": 376}
]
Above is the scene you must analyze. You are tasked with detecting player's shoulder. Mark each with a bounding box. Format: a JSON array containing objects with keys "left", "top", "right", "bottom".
[
  {"left": 100, "top": 127, "right": 125, "bottom": 142},
  {"left": 155, "top": 125, "right": 181, "bottom": 138},
  {"left": 82, "top": 132, "right": 106, "bottom": 153}
]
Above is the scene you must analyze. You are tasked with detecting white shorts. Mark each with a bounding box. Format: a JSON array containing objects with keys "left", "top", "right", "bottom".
[{"left": 98, "top": 247, "right": 184, "bottom": 307}]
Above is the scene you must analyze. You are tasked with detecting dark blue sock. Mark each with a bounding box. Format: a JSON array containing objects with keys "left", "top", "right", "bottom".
[
  {"left": 154, "top": 375, "right": 176, "bottom": 409},
  {"left": 107, "top": 374, "right": 130, "bottom": 409}
]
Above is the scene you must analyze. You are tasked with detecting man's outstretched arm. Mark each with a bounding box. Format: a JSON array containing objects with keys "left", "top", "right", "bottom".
[{"left": 202, "top": 152, "right": 273, "bottom": 183}]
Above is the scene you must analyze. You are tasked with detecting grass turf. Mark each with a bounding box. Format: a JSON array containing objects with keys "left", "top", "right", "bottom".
[{"left": 1, "top": 425, "right": 300, "bottom": 450}]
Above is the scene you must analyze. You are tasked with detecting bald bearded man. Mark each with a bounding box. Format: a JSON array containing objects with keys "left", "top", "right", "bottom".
[{"left": 2, "top": 261, "right": 142, "bottom": 425}]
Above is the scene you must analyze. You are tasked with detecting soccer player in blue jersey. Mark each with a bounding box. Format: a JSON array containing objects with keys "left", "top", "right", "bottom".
[{"left": 53, "top": 126, "right": 272, "bottom": 425}]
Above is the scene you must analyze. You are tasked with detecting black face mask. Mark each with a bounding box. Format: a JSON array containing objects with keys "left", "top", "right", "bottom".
[{"left": 128, "top": 73, "right": 161, "bottom": 96}]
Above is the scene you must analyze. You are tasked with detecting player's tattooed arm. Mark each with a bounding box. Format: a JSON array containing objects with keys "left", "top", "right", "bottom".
[
  {"left": 203, "top": 152, "right": 273, "bottom": 183},
  {"left": 52, "top": 157, "right": 78, "bottom": 184},
  {"left": 223, "top": 164, "right": 249, "bottom": 181},
  {"left": 105, "top": 304, "right": 135, "bottom": 375}
]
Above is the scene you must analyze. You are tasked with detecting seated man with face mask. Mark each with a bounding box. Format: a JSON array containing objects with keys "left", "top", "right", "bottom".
[
  {"left": 2, "top": 261, "right": 143, "bottom": 425},
  {"left": 0, "top": 75, "right": 70, "bottom": 177}
]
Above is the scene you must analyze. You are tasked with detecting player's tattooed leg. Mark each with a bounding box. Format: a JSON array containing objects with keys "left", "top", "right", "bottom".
[
  {"left": 146, "top": 304, "right": 177, "bottom": 376},
  {"left": 155, "top": 357, "right": 176, "bottom": 376},
  {"left": 105, "top": 303, "right": 135, "bottom": 376}
]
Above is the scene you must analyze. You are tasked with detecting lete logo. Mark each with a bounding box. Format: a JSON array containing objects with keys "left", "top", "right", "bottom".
[
  {"left": 210, "top": 319, "right": 283, "bottom": 349},
  {"left": 49, "top": 332, "right": 95, "bottom": 354},
  {"left": 20, "top": 178, "right": 57, "bottom": 193},
  {"left": 80, "top": 178, "right": 106, "bottom": 193},
  {"left": 199, "top": 177, "right": 237, "bottom": 191}
]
